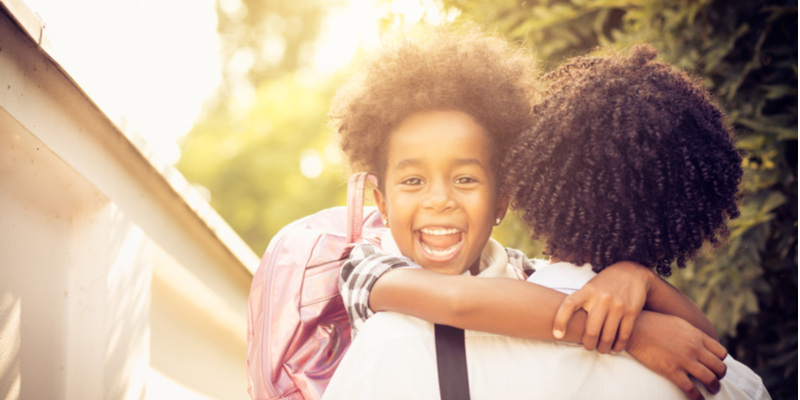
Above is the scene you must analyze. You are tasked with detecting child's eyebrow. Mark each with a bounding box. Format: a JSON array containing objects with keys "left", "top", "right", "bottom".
[
  {"left": 453, "top": 158, "right": 485, "bottom": 168},
  {"left": 394, "top": 158, "right": 422, "bottom": 170},
  {"left": 394, "top": 158, "right": 486, "bottom": 170}
]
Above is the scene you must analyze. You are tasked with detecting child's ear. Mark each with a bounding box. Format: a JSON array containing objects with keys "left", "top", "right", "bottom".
[
  {"left": 495, "top": 195, "right": 510, "bottom": 223},
  {"left": 373, "top": 187, "right": 387, "bottom": 217}
]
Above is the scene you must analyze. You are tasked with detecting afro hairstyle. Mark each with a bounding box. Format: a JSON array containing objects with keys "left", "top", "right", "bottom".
[
  {"left": 330, "top": 24, "right": 538, "bottom": 191},
  {"left": 507, "top": 44, "right": 742, "bottom": 276}
]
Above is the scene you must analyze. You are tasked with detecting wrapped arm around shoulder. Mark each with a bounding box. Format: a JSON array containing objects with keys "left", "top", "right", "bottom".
[
  {"left": 370, "top": 267, "right": 728, "bottom": 400},
  {"left": 369, "top": 267, "right": 588, "bottom": 343},
  {"left": 644, "top": 274, "right": 719, "bottom": 341}
]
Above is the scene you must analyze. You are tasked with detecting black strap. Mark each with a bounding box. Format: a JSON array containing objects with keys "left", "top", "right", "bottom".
[{"left": 434, "top": 324, "right": 471, "bottom": 400}]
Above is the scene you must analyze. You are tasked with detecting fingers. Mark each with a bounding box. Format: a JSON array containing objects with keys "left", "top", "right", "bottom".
[
  {"left": 688, "top": 363, "right": 721, "bottom": 395},
  {"left": 582, "top": 299, "right": 608, "bottom": 351},
  {"left": 685, "top": 335, "right": 727, "bottom": 395},
  {"left": 597, "top": 305, "right": 624, "bottom": 354},
  {"left": 704, "top": 335, "right": 729, "bottom": 362},
  {"left": 697, "top": 341, "right": 728, "bottom": 380},
  {"left": 611, "top": 310, "right": 636, "bottom": 354},
  {"left": 669, "top": 372, "right": 704, "bottom": 400},
  {"left": 553, "top": 292, "right": 585, "bottom": 339}
]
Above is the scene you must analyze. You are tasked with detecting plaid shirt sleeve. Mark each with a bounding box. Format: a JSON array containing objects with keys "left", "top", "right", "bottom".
[
  {"left": 339, "top": 243, "right": 419, "bottom": 338},
  {"left": 505, "top": 247, "right": 538, "bottom": 277}
]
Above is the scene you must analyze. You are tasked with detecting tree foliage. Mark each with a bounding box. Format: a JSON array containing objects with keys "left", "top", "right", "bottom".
[
  {"left": 179, "top": 73, "right": 351, "bottom": 254},
  {"left": 216, "top": 0, "right": 336, "bottom": 86},
  {"left": 179, "top": 0, "right": 352, "bottom": 255},
  {"left": 452, "top": 0, "right": 797, "bottom": 396}
]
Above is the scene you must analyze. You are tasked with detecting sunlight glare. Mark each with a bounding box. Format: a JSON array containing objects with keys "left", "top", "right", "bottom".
[
  {"left": 219, "top": 0, "right": 247, "bottom": 21},
  {"left": 228, "top": 81, "right": 257, "bottom": 114},
  {"left": 229, "top": 48, "right": 256, "bottom": 78},
  {"left": 313, "top": 0, "right": 382, "bottom": 74},
  {"left": 262, "top": 35, "right": 287, "bottom": 65},
  {"left": 300, "top": 150, "right": 324, "bottom": 179},
  {"left": 389, "top": 0, "right": 458, "bottom": 27},
  {"left": 21, "top": 0, "right": 222, "bottom": 165},
  {"left": 390, "top": 0, "right": 426, "bottom": 24}
]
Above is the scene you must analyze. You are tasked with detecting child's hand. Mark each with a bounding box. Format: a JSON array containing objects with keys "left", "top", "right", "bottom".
[
  {"left": 552, "top": 261, "right": 653, "bottom": 354},
  {"left": 626, "top": 311, "right": 728, "bottom": 400}
]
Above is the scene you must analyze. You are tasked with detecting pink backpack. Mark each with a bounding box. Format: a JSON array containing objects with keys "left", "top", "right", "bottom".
[{"left": 246, "top": 173, "right": 386, "bottom": 400}]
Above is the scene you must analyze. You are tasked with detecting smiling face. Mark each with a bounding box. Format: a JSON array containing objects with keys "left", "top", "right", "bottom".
[{"left": 374, "top": 110, "right": 509, "bottom": 275}]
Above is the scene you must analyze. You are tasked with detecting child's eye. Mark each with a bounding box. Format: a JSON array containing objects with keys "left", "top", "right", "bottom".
[
  {"left": 401, "top": 177, "right": 423, "bottom": 185},
  {"left": 455, "top": 177, "right": 477, "bottom": 184}
]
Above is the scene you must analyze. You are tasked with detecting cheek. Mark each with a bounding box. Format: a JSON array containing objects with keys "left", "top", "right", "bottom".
[
  {"left": 386, "top": 193, "right": 415, "bottom": 226},
  {"left": 463, "top": 191, "right": 497, "bottom": 223}
]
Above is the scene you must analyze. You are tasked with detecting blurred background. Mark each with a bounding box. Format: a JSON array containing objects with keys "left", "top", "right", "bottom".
[{"left": 24, "top": 0, "right": 797, "bottom": 397}]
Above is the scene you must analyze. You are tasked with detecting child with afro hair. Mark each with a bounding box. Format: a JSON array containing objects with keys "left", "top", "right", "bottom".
[{"left": 330, "top": 25, "right": 537, "bottom": 191}]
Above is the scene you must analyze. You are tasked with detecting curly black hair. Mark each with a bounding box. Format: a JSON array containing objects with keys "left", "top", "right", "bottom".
[
  {"left": 330, "top": 24, "right": 538, "bottom": 190},
  {"left": 507, "top": 44, "right": 742, "bottom": 276}
]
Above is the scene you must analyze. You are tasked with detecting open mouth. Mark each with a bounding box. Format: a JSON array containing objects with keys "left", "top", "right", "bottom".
[{"left": 418, "top": 227, "right": 463, "bottom": 260}]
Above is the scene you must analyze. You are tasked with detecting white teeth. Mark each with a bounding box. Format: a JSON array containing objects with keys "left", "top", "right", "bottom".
[
  {"left": 421, "top": 241, "right": 460, "bottom": 257},
  {"left": 420, "top": 228, "right": 460, "bottom": 235}
]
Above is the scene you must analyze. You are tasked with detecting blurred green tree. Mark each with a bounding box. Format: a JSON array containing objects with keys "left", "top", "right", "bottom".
[
  {"left": 179, "top": 73, "right": 350, "bottom": 255},
  {"left": 178, "top": 0, "right": 352, "bottom": 255},
  {"left": 215, "top": 0, "right": 335, "bottom": 85},
  {"left": 453, "top": 0, "right": 797, "bottom": 396}
]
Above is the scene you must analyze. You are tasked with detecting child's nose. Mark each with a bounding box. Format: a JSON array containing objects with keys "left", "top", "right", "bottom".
[{"left": 423, "top": 183, "right": 457, "bottom": 212}]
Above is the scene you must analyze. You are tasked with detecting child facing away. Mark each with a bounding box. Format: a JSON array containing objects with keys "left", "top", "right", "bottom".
[{"left": 322, "top": 25, "right": 744, "bottom": 399}]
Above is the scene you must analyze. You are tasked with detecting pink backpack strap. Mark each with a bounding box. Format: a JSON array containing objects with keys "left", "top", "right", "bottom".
[{"left": 346, "top": 172, "right": 378, "bottom": 244}]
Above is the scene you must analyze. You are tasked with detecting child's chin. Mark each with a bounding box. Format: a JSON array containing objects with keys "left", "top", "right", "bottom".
[{"left": 417, "top": 260, "right": 467, "bottom": 276}]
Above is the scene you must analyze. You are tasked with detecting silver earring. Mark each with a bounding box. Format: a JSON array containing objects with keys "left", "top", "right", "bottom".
[
  {"left": 382, "top": 217, "right": 389, "bottom": 227},
  {"left": 495, "top": 218, "right": 502, "bottom": 225}
]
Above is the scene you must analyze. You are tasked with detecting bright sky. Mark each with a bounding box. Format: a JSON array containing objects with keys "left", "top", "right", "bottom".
[
  {"left": 21, "top": 0, "right": 445, "bottom": 166},
  {"left": 23, "top": 0, "right": 221, "bottom": 164}
]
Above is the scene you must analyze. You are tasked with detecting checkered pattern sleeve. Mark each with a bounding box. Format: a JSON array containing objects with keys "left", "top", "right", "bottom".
[
  {"left": 339, "top": 243, "right": 418, "bottom": 338},
  {"left": 505, "top": 247, "right": 538, "bottom": 277}
]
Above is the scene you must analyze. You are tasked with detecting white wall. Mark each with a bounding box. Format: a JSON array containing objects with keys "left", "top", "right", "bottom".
[{"left": 0, "top": 2, "right": 257, "bottom": 399}]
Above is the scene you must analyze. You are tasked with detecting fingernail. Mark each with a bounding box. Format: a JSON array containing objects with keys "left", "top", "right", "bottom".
[
  {"left": 553, "top": 329, "right": 564, "bottom": 339},
  {"left": 610, "top": 350, "right": 619, "bottom": 355}
]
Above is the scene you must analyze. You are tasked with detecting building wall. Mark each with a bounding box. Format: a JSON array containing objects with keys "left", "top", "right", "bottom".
[{"left": 0, "top": 2, "right": 257, "bottom": 399}]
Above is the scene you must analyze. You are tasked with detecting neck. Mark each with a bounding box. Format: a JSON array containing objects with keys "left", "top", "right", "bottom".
[{"left": 468, "top": 257, "right": 481, "bottom": 276}]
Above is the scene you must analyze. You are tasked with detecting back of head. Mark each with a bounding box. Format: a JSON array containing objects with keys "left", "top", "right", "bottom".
[
  {"left": 508, "top": 44, "right": 742, "bottom": 275},
  {"left": 330, "top": 24, "right": 538, "bottom": 189}
]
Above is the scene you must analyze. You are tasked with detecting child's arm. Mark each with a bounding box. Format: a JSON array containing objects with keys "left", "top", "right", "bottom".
[
  {"left": 343, "top": 243, "right": 649, "bottom": 347},
  {"left": 552, "top": 261, "right": 719, "bottom": 355},
  {"left": 644, "top": 272, "right": 719, "bottom": 340},
  {"left": 370, "top": 269, "right": 590, "bottom": 342},
  {"left": 371, "top": 268, "right": 726, "bottom": 400}
]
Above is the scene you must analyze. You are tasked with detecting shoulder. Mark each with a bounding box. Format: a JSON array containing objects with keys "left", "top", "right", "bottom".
[{"left": 504, "top": 247, "right": 540, "bottom": 276}]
